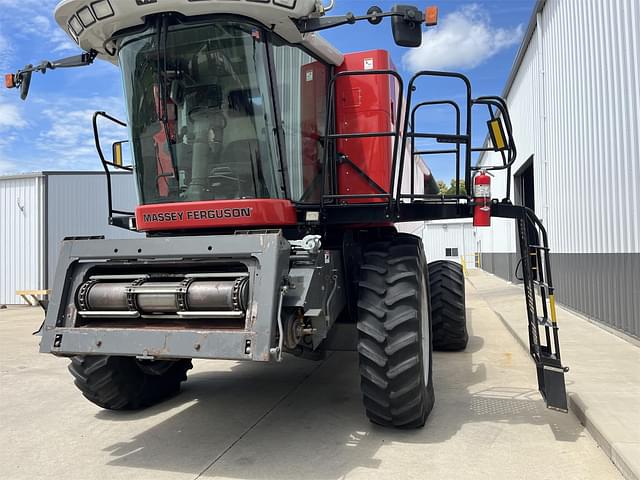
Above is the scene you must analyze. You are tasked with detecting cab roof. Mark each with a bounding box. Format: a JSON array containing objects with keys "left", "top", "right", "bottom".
[{"left": 54, "top": 0, "right": 343, "bottom": 65}]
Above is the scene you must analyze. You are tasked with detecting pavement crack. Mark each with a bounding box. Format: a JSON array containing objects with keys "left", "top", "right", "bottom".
[{"left": 192, "top": 353, "right": 333, "bottom": 479}]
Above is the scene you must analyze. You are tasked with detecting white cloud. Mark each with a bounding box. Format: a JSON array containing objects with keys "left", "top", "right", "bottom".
[
  {"left": 51, "top": 29, "right": 79, "bottom": 53},
  {"left": 27, "top": 15, "right": 52, "bottom": 33},
  {"left": 2, "top": 0, "right": 79, "bottom": 57},
  {"left": 0, "top": 94, "right": 29, "bottom": 173},
  {"left": 35, "top": 96, "right": 126, "bottom": 170},
  {"left": 0, "top": 101, "right": 27, "bottom": 131},
  {"left": 0, "top": 129, "right": 19, "bottom": 174},
  {"left": 0, "top": 28, "right": 12, "bottom": 70},
  {"left": 403, "top": 4, "right": 524, "bottom": 72},
  {"left": 0, "top": 158, "right": 19, "bottom": 174}
]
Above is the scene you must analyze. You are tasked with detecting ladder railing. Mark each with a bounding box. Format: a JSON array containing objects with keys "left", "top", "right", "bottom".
[
  {"left": 320, "top": 69, "right": 404, "bottom": 209},
  {"left": 516, "top": 208, "right": 568, "bottom": 411},
  {"left": 398, "top": 70, "right": 473, "bottom": 208}
]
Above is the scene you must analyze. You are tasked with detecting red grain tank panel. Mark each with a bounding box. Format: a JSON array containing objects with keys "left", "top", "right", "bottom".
[{"left": 335, "top": 50, "right": 396, "bottom": 203}]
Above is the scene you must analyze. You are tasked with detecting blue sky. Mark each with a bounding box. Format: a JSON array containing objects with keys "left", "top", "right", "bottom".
[{"left": 0, "top": 0, "right": 533, "bottom": 183}]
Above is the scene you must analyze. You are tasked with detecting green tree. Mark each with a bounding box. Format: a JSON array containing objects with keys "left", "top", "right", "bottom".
[
  {"left": 445, "top": 179, "right": 466, "bottom": 195},
  {"left": 437, "top": 180, "right": 448, "bottom": 195}
]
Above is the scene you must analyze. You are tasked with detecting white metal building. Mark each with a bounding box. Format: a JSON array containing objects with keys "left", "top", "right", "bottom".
[
  {"left": 416, "top": 220, "right": 477, "bottom": 269},
  {"left": 477, "top": 0, "right": 639, "bottom": 337},
  {"left": 0, "top": 171, "right": 140, "bottom": 305}
]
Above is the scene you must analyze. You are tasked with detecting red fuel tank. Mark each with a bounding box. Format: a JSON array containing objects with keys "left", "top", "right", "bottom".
[{"left": 335, "top": 50, "right": 396, "bottom": 203}]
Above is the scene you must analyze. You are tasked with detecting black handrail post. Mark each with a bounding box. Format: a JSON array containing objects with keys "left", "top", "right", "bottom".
[
  {"left": 321, "top": 69, "right": 404, "bottom": 213},
  {"left": 92, "top": 111, "right": 131, "bottom": 223},
  {"left": 409, "top": 99, "right": 461, "bottom": 199},
  {"left": 387, "top": 72, "right": 405, "bottom": 214},
  {"left": 399, "top": 71, "right": 472, "bottom": 208},
  {"left": 471, "top": 96, "right": 518, "bottom": 200}
]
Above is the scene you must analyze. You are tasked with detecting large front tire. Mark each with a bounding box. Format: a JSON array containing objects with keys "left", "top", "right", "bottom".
[
  {"left": 68, "top": 356, "right": 192, "bottom": 410},
  {"left": 428, "top": 260, "right": 468, "bottom": 351},
  {"left": 356, "top": 235, "right": 434, "bottom": 428}
]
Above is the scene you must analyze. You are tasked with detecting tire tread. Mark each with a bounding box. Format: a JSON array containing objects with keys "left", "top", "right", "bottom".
[
  {"left": 357, "top": 235, "right": 434, "bottom": 429},
  {"left": 68, "top": 356, "right": 192, "bottom": 410},
  {"left": 428, "top": 260, "right": 469, "bottom": 351}
]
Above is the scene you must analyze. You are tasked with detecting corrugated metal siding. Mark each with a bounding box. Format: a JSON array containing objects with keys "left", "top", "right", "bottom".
[
  {"left": 481, "top": 253, "right": 520, "bottom": 283},
  {"left": 0, "top": 176, "right": 45, "bottom": 304},
  {"left": 551, "top": 253, "right": 640, "bottom": 337},
  {"left": 476, "top": 0, "right": 640, "bottom": 337},
  {"left": 479, "top": 0, "right": 640, "bottom": 255},
  {"left": 46, "top": 173, "right": 141, "bottom": 288},
  {"left": 543, "top": 0, "right": 639, "bottom": 254}
]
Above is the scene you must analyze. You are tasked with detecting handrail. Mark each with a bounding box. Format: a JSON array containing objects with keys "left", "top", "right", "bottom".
[
  {"left": 398, "top": 71, "right": 472, "bottom": 210},
  {"left": 318, "top": 68, "right": 521, "bottom": 222},
  {"left": 92, "top": 111, "right": 134, "bottom": 220},
  {"left": 321, "top": 69, "right": 404, "bottom": 210},
  {"left": 409, "top": 100, "right": 461, "bottom": 197}
]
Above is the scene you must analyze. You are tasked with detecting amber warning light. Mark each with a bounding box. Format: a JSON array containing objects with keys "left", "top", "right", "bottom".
[
  {"left": 425, "top": 6, "right": 438, "bottom": 26},
  {"left": 4, "top": 73, "right": 16, "bottom": 89}
]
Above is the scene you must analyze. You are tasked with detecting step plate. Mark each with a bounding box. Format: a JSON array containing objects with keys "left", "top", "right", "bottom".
[{"left": 538, "top": 364, "right": 568, "bottom": 412}]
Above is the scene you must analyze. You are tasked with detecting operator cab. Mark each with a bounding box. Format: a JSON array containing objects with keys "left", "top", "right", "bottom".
[{"left": 117, "top": 17, "right": 325, "bottom": 205}]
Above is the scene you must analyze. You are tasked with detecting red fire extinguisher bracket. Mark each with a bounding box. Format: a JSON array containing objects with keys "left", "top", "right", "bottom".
[{"left": 473, "top": 171, "right": 492, "bottom": 227}]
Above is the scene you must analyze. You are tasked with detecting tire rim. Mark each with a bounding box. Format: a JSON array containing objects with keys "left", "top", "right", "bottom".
[{"left": 420, "top": 277, "right": 430, "bottom": 385}]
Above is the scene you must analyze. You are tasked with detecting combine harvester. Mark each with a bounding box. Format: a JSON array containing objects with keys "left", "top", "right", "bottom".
[{"left": 6, "top": 0, "right": 567, "bottom": 427}]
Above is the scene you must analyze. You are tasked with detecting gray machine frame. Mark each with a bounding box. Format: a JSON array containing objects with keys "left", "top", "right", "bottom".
[
  {"left": 42, "top": 233, "right": 290, "bottom": 361},
  {"left": 41, "top": 231, "right": 346, "bottom": 363}
]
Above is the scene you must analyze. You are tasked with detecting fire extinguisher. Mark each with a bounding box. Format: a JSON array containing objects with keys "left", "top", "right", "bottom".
[{"left": 473, "top": 170, "right": 492, "bottom": 227}]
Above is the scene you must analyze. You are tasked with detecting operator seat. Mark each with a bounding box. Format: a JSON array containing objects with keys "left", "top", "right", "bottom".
[
  {"left": 213, "top": 139, "right": 264, "bottom": 199},
  {"left": 210, "top": 87, "right": 267, "bottom": 199}
]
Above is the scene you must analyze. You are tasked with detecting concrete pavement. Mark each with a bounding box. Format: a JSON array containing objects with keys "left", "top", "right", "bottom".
[
  {"left": 468, "top": 269, "right": 640, "bottom": 480},
  {"left": 0, "top": 276, "right": 621, "bottom": 480}
]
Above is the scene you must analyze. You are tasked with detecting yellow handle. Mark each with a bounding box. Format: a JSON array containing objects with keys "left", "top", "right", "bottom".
[{"left": 549, "top": 294, "right": 558, "bottom": 325}]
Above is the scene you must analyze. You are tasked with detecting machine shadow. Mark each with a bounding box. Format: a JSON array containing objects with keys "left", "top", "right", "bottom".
[{"left": 96, "top": 306, "right": 583, "bottom": 478}]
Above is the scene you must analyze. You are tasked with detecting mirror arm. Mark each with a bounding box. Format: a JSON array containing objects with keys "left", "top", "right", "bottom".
[
  {"left": 297, "top": 9, "right": 424, "bottom": 33},
  {"left": 15, "top": 50, "right": 97, "bottom": 77},
  {"left": 48, "top": 50, "right": 98, "bottom": 70},
  {"left": 7, "top": 50, "right": 98, "bottom": 100}
]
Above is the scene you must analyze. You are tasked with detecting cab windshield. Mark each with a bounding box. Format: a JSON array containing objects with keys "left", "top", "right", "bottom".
[{"left": 118, "top": 19, "right": 284, "bottom": 204}]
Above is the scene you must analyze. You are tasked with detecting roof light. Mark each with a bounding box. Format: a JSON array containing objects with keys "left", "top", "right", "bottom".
[
  {"left": 91, "top": 0, "right": 114, "bottom": 20},
  {"left": 77, "top": 6, "right": 96, "bottom": 27},
  {"left": 274, "top": 0, "right": 297, "bottom": 8},
  {"left": 68, "top": 28, "right": 79, "bottom": 44},
  {"left": 68, "top": 15, "right": 84, "bottom": 36},
  {"left": 425, "top": 6, "right": 438, "bottom": 26}
]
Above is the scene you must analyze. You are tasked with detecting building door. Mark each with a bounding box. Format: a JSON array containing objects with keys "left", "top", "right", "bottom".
[
  {"left": 514, "top": 156, "right": 538, "bottom": 280},
  {"left": 515, "top": 156, "right": 535, "bottom": 212}
]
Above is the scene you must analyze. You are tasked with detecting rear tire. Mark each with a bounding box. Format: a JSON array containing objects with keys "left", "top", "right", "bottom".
[
  {"left": 428, "top": 260, "right": 468, "bottom": 351},
  {"left": 68, "top": 356, "right": 192, "bottom": 410},
  {"left": 356, "top": 235, "right": 434, "bottom": 428}
]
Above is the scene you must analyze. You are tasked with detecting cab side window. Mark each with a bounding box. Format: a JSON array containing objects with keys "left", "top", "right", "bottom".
[{"left": 271, "top": 42, "right": 329, "bottom": 203}]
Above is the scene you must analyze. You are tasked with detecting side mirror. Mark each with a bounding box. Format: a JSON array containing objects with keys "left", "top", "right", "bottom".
[
  {"left": 487, "top": 117, "right": 508, "bottom": 151},
  {"left": 391, "top": 5, "right": 423, "bottom": 47},
  {"left": 111, "top": 140, "right": 131, "bottom": 168},
  {"left": 19, "top": 68, "right": 33, "bottom": 100}
]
